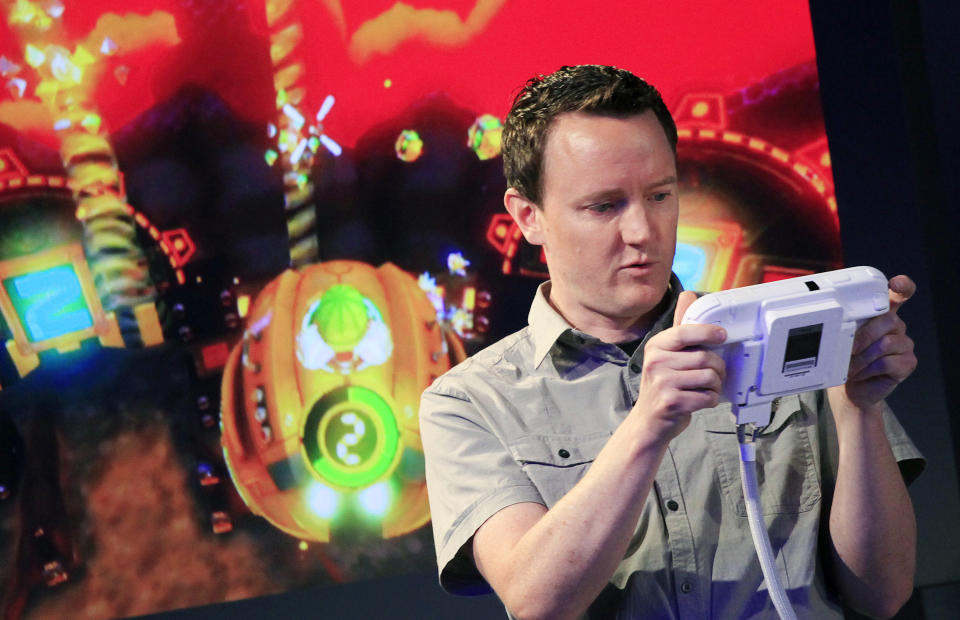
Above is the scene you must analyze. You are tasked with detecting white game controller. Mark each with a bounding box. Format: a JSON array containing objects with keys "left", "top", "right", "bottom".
[{"left": 681, "top": 266, "right": 891, "bottom": 426}]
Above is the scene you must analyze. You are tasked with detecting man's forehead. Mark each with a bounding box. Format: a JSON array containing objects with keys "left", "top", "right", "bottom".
[
  {"left": 546, "top": 109, "right": 641, "bottom": 136},
  {"left": 540, "top": 111, "right": 675, "bottom": 191},
  {"left": 544, "top": 110, "right": 671, "bottom": 157}
]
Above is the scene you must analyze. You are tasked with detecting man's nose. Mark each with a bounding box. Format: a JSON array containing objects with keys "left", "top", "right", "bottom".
[{"left": 620, "top": 203, "right": 652, "bottom": 244}]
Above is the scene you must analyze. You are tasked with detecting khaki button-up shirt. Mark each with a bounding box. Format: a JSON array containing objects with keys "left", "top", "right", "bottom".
[{"left": 420, "top": 279, "right": 924, "bottom": 619}]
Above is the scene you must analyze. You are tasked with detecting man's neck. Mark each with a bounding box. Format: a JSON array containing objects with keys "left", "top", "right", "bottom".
[{"left": 546, "top": 289, "right": 671, "bottom": 345}]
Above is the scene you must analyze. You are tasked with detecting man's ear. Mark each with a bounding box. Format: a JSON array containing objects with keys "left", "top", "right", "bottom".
[{"left": 504, "top": 187, "right": 545, "bottom": 246}]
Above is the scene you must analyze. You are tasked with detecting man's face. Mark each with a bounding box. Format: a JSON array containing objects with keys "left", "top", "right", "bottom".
[{"left": 509, "top": 111, "right": 679, "bottom": 337}]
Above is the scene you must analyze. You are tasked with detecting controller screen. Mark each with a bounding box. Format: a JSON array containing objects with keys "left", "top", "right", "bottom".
[{"left": 783, "top": 324, "right": 823, "bottom": 374}]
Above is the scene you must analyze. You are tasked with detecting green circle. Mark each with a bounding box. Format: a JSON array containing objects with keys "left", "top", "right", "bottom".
[
  {"left": 322, "top": 408, "right": 378, "bottom": 466},
  {"left": 311, "top": 285, "right": 369, "bottom": 350},
  {"left": 302, "top": 386, "right": 400, "bottom": 489}
]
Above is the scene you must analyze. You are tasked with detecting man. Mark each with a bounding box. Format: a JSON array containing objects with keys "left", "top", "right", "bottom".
[{"left": 420, "top": 64, "right": 923, "bottom": 619}]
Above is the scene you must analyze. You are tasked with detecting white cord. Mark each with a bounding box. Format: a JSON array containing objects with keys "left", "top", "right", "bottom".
[{"left": 738, "top": 424, "right": 798, "bottom": 620}]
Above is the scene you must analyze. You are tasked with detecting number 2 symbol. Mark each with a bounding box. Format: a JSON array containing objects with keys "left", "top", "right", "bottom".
[{"left": 335, "top": 412, "right": 366, "bottom": 466}]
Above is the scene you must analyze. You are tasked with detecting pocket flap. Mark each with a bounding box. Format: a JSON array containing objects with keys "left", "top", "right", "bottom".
[
  {"left": 759, "top": 394, "right": 802, "bottom": 435},
  {"left": 701, "top": 402, "right": 736, "bottom": 433},
  {"left": 508, "top": 432, "right": 611, "bottom": 467},
  {"left": 700, "top": 396, "right": 803, "bottom": 434}
]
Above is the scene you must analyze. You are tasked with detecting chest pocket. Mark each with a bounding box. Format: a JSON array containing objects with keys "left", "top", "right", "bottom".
[
  {"left": 701, "top": 395, "right": 821, "bottom": 516},
  {"left": 508, "top": 432, "right": 611, "bottom": 508}
]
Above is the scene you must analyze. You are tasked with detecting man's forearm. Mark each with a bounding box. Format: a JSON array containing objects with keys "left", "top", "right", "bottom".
[{"left": 827, "top": 393, "right": 916, "bottom": 618}]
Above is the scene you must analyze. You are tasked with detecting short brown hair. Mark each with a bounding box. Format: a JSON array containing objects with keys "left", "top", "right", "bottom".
[{"left": 502, "top": 64, "right": 677, "bottom": 205}]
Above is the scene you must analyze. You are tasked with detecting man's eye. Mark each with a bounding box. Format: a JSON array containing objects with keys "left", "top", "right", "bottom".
[
  {"left": 589, "top": 202, "right": 615, "bottom": 213},
  {"left": 651, "top": 191, "right": 672, "bottom": 203}
]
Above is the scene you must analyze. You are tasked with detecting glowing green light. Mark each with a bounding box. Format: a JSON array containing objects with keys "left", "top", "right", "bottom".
[
  {"left": 303, "top": 386, "right": 400, "bottom": 489},
  {"left": 80, "top": 113, "right": 101, "bottom": 134},
  {"left": 306, "top": 482, "right": 339, "bottom": 518},
  {"left": 467, "top": 114, "right": 503, "bottom": 161},
  {"left": 358, "top": 482, "right": 391, "bottom": 517},
  {"left": 394, "top": 129, "right": 423, "bottom": 162},
  {"left": 309, "top": 284, "right": 368, "bottom": 350},
  {"left": 265, "top": 149, "right": 279, "bottom": 166}
]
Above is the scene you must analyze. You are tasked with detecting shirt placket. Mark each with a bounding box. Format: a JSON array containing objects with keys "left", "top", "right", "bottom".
[
  {"left": 625, "top": 356, "right": 709, "bottom": 619},
  {"left": 654, "top": 448, "right": 709, "bottom": 619}
]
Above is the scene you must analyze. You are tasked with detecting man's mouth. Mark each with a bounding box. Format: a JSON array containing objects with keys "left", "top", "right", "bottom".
[{"left": 619, "top": 262, "right": 656, "bottom": 275}]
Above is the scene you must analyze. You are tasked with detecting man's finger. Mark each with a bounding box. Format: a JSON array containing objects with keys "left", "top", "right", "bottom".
[
  {"left": 653, "top": 323, "right": 726, "bottom": 352},
  {"left": 850, "top": 332, "right": 914, "bottom": 377},
  {"left": 674, "top": 290, "right": 699, "bottom": 328},
  {"left": 852, "top": 312, "right": 906, "bottom": 355},
  {"left": 889, "top": 275, "right": 916, "bottom": 315},
  {"left": 848, "top": 350, "right": 916, "bottom": 385},
  {"left": 669, "top": 349, "right": 727, "bottom": 376}
]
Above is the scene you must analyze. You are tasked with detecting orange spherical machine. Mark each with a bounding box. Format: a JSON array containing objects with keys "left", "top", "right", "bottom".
[{"left": 220, "top": 260, "right": 465, "bottom": 542}]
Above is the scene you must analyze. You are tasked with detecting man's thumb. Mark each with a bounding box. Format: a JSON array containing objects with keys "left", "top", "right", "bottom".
[{"left": 673, "top": 290, "right": 699, "bottom": 327}]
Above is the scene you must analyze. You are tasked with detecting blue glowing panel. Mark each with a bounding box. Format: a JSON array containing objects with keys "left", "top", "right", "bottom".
[
  {"left": 3, "top": 265, "right": 94, "bottom": 342},
  {"left": 672, "top": 243, "right": 708, "bottom": 291}
]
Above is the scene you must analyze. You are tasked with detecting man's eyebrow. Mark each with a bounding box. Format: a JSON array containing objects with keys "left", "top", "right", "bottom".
[
  {"left": 575, "top": 177, "right": 679, "bottom": 204},
  {"left": 646, "top": 176, "right": 678, "bottom": 190},
  {"left": 577, "top": 188, "right": 626, "bottom": 204}
]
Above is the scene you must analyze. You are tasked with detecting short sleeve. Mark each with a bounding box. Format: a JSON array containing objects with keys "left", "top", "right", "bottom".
[
  {"left": 878, "top": 401, "right": 926, "bottom": 484},
  {"left": 816, "top": 393, "right": 926, "bottom": 492},
  {"left": 419, "top": 378, "right": 545, "bottom": 594}
]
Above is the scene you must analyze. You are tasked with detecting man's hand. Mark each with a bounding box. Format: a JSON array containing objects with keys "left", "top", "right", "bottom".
[
  {"left": 629, "top": 291, "right": 727, "bottom": 444},
  {"left": 830, "top": 275, "right": 918, "bottom": 412}
]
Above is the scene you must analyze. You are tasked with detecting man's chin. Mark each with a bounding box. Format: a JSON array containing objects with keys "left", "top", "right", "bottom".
[{"left": 610, "top": 289, "right": 669, "bottom": 320}]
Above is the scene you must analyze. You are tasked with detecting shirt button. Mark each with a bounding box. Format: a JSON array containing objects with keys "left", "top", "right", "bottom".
[
  {"left": 558, "top": 448, "right": 570, "bottom": 459},
  {"left": 629, "top": 363, "right": 641, "bottom": 373},
  {"left": 666, "top": 500, "right": 679, "bottom": 511},
  {"left": 680, "top": 582, "right": 693, "bottom": 594}
]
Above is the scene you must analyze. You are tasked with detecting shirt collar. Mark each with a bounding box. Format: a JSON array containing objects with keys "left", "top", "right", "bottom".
[
  {"left": 528, "top": 281, "right": 572, "bottom": 367},
  {"left": 527, "top": 274, "right": 684, "bottom": 368}
]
